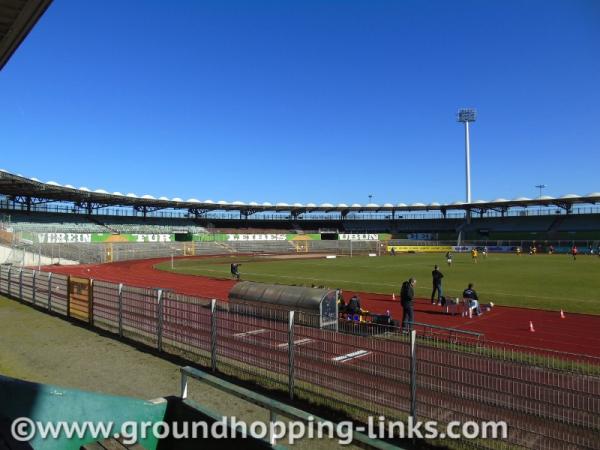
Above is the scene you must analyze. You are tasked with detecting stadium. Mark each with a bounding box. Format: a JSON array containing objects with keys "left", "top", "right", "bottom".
[{"left": 1, "top": 1, "right": 599, "bottom": 450}]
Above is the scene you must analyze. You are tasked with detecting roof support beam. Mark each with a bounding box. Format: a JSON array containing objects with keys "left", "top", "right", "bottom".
[
  {"left": 188, "top": 208, "right": 210, "bottom": 218},
  {"left": 74, "top": 202, "right": 111, "bottom": 215},
  {"left": 134, "top": 205, "right": 165, "bottom": 218},
  {"left": 553, "top": 202, "right": 572, "bottom": 214},
  {"left": 239, "top": 209, "right": 259, "bottom": 219}
]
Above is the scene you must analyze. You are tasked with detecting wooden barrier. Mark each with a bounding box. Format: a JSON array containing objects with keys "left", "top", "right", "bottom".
[{"left": 68, "top": 276, "right": 92, "bottom": 323}]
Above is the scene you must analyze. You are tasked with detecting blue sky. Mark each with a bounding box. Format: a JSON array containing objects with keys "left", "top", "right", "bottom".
[{"left": 1, "top": 0, "right": 599, "bottom": 205}]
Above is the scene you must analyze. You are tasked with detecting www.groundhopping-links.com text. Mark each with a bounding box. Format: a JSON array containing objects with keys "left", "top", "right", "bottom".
[{"left": 11, "top": 416, "right": 508, "bottom": 445}]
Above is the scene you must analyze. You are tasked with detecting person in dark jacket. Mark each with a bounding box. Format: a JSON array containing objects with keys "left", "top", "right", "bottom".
[
  {"left": 347, "top": 295, "right": 361, "bottom": 316},
  {"left": 462, "top": 283, "right": 481, "bottom": 315},
  {"left": 230, "top": 263, "right": 241, "bottom": 280},
  {"left": 400, "top": 278, "right": 416, "bottom": 332},
  {"left": 431, "top": 265, "right": 444, "bottom": 305},
  {"left": 337, "top": 289, "right": 346, "bottom": 314}
]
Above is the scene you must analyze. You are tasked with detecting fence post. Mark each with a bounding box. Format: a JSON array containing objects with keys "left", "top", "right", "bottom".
[
  {"left": 7, "top": 265, "right": 11, "bottom": 298},
  {"left": 288, "top": 310, "right": 295, "bottom": 400},
  {"left": 32, "top": 270, "right": 36, "bottom": 305},
  {"left": 157, "top": 289, "right": 163, "bottom": 352},
  {"left": 19, "top": 268, "right": 23, "bottom": 302},
  {"left": 66, "top": 276, "right": 71, "bottom": 318},
  {"left": 118, "top": 283, "right": 123, "bottom": 337},
  {"left": 47, "top": 272, "right": 52, "bottom": 311},
  {"left": 89, "top": 279, "right": 94, "bottom": 326},
  {"left": 210, "top": 299, "right": 217, "bottom": 372},
  {"left": 409, "top": 329, "right": 417, "bottom": 422}
]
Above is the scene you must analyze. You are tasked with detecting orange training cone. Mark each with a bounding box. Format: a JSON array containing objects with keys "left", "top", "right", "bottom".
[
  {"left": 560, "top": 310, "right": 566, "bottom": 319},
  {"left": 529, "top": 321, "right": 535, "bottom": 332}
]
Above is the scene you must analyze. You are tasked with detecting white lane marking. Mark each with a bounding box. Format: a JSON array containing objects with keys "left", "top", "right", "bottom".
[
  {"left": 233, "top": 328, "right": 268, "bottom": 337},
  {"left": 277, "top": 338, "right": 313, "bottom": 348},
  {"left": 332, "top": 350, "right": 371, "bottom": 362}
]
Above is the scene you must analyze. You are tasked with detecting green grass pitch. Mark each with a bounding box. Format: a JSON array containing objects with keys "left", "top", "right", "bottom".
[{"left": 156, "top": 253, "right": 600, "bottom": 314}]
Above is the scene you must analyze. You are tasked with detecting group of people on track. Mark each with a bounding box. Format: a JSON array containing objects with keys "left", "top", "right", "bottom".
[
  {"left": 229, "top": 242, "right": 592, "bottom": 333},
  {"left": 399, "top": 262, "right": 488, "bottom": 332}
]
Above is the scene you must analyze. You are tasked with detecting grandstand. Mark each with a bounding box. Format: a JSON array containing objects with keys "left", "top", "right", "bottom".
[
  {"left": 0, "top": 168, "right": 599, "bottom": 265},
  {"left": 0, "top": 171, "right": 600, "bottom": 264}
]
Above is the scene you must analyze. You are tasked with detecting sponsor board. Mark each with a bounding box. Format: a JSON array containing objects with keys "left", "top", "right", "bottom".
[
  {"left": 452, "top": 245, "right": 515, "bottom": 253},
  {"left": 339, "top": 233, "right": 379, "bottom": 241},
  {"left": 452, "top": 246, "right": 473, "bottom": 253},
  {"left": 131, "top": 234, "right": 172, "bottom": 242},
  {"left": 227, "top": 234, "right": 286, "bottom": 241},
  {"left": 192, "top": 233, "right": 322, "bottom": 242},
  {"left": 33, "top": 233, "right": 174, "bottom": 244},
  {"left": 388, "top": 245, "right": 453, "bottom": 253},
  {"left": 37, "top": 233, "right": 93, "bottom": 244},
  {"left": 485, "top": 246, "right": 515, "bottom": 253},
  {"left": 288, "top": 234, "right": 322, "bottom": 241},
  {"left": 407, "top": 233, "right": 433, "bottom": 240},
  {"left": 32, "top": 231, "right": 390, "bottom": 244}
]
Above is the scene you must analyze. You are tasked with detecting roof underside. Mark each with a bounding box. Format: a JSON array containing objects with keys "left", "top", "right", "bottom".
[
  {"left": 1, "top": 170, "right": 599, "bottom": 215},
  {"left": 0, "top": 0, "right": 52, "bottom": 71}
]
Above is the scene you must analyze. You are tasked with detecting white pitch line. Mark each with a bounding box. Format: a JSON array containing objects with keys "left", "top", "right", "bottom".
[
  {"left": 332, "top": 349, "right": 371, "bottom": 362},
  {"left": 277, "top": 338, "right": 313, "bottom": 348},
  {"left": 233, "top": 328, "right": 268, "bottom": 338}
]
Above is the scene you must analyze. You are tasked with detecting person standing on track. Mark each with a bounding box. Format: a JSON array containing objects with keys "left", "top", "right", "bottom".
[
  {"left": 400, "top": 277, "right": 416, "bottom": 332},
  {"left": 230, "top": 262, "right": 241, "bottom": 280},
  {"left": 431, "top": 265, "right": 443, "bottom": 305}
]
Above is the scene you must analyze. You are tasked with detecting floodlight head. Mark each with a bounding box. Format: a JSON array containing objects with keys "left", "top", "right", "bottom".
[{"left": 457, "top": 108, "right": 477, "bottom": 123}]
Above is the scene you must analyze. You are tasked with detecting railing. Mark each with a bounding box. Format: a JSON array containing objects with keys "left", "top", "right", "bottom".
[
  {"left": 2, "top": 198, "right": 600, "bottom": 221},
  {"left": 180, "top": 366, "right": 404, "bottom": 449},
  {"left": 1, "top": 265, "right": 599, "bottom": 449}
]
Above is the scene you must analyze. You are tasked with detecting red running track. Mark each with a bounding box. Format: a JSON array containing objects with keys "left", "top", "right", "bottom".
[{"left": 43, "top": 257, "right": 600, "bottom": 357}]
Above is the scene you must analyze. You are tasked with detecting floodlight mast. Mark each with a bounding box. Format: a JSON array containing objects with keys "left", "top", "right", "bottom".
[
  {"left": 535, "top": 184, "right": 547, "bottom": 199},
  {"left": 457, "top": 109, "right": 477, "bottom": 204}
]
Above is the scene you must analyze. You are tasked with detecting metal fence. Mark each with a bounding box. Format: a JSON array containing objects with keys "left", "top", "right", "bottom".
[{"left": 0, "top": 265, "right": 599, "bottom": 449}]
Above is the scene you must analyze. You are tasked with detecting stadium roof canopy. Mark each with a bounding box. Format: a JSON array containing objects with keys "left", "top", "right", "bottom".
[
  {"left": 0, "top": 0, "right": 52, "bottom": 71},
  {"left": 1, "top": 170, "right": 599, "bottom": 217}
]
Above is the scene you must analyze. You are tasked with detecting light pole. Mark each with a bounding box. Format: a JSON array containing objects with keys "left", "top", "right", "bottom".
[
  {"left": 457, "top": 109, "right": 477, "bottom": 204},
  {"left": 535, "top": 184, "right": 547, "bottom": 199},
  {"left": 368, "top": 194, "right": 373, "bottom": 204}
]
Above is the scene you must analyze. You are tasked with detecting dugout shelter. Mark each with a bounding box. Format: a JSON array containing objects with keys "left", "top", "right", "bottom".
[{"left": 228, "top": 281, "right": 338, "bottom": 330}]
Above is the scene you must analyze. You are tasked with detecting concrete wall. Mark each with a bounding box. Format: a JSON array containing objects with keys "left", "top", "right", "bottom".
[{"left": 0, "top": 244, "right": 78, "bottom": 266}]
